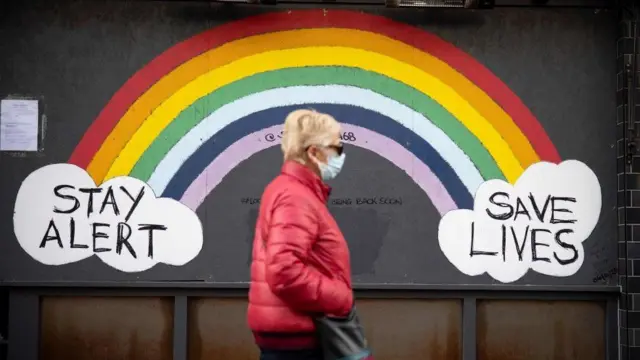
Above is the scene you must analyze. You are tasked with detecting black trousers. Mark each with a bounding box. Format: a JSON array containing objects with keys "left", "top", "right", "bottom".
[{"left": 259, "top": 348, "right": 323, "bottom": 360}]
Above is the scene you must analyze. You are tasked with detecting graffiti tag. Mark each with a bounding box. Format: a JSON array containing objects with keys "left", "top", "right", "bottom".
[{"left": 264, "top": 131, "right": 357, "bottom": 143}]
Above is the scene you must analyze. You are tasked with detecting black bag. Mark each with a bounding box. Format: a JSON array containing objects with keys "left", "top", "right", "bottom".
[{"left": 314, "top": 307, "right": 373, "bottom": 360}]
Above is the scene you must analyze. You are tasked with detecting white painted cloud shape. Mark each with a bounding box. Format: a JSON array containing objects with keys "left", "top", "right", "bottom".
[
  {"left": 438, "top": 160, "right": 601, "bottom": 283},
  {"left": 13, "top": 163, "right": 204, "bottom": 272}
]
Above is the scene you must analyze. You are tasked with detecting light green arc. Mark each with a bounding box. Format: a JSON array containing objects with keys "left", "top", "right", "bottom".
[{"left": 130, "top": 66, "right": 504, "bottom": 182}]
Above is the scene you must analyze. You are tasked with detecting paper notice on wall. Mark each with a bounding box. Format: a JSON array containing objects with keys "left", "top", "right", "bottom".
[{"left": 0, "top": 99, "right": 39, "bottom": 151}]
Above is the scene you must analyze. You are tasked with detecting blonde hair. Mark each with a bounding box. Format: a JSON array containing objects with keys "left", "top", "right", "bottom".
[{"left": 281, "top": 109, "right": 341, "bottom": 162}]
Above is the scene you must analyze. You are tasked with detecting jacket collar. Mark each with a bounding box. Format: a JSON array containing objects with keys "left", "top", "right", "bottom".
[{"left": 281, "top": 160, "right": 331, "bottom": 202}]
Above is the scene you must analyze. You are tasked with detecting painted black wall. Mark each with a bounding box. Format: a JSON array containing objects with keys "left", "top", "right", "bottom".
[
  {"left": 617, "top": 3, "right": 640, "bottom": 358},
  {"left": 0, "top": 0, "right": 617, "bottom": 286}
]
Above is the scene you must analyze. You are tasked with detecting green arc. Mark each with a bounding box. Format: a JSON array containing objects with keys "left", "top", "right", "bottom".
[{"left": 130, "top": 66, "right": 504, "bottom": 182}]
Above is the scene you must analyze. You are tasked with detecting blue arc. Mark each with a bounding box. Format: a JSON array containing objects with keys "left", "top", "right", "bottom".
[{"left": 162, "top": 103, "right": 473, "bottom": 209}]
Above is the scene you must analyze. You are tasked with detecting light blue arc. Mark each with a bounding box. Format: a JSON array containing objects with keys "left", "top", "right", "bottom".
[{"left": 147, "top": 85, "right": 484, "bottom": 196}]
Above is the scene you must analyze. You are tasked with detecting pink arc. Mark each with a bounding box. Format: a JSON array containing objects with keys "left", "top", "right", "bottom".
[{"left": 180, "top": 124, "right": 457, "bottom": 215}]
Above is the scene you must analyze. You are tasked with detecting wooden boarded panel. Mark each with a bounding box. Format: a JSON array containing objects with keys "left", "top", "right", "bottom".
[
  {"left": 188, "top": 297, "right": 461, "bottom": 360},
  {"left": 40, "top": 296, "right": 173, "bottom": 360},
  {"left": 188, "top": 298, "right": 257, "bottom": 360},
  {"left": 477, "top": 300, "right": 605, "bottom": 360},
  {"left": 0, "top": 288, "right": 7, "bottom": 360},
  {"left": 357, "top": 299, "right": 462, "bottom": 360}
]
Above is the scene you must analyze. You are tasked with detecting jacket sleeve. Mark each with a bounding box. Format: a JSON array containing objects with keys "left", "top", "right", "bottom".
[{"left": 264, "top": 192, "right": 353, "bottom": 316}]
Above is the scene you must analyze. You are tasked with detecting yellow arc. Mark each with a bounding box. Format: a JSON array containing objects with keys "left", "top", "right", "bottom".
[
  {"left": 88, "top": 28, "right": 537, "bottom": 185},
  {"left": 102, "top": 46, "right": 524, "bottom": 183}
]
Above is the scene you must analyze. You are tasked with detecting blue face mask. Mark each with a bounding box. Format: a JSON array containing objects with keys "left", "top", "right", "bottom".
[{"left": 318, "top": 152, "right": 346, "bottom": 181}]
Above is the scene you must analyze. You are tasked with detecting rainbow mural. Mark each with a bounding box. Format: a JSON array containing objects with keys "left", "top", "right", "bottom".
[{"left": 68, "top": 10, "right": 560, "bottom": 215}]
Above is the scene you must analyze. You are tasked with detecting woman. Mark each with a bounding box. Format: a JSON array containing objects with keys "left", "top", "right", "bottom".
[{"left": 247, "top": 109, "right": 353, "bottom": 360}]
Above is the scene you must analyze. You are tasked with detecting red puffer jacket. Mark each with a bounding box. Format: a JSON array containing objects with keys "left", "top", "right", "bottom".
[{"left": 247, "top": 161, "right": 353, "bottom": 350}]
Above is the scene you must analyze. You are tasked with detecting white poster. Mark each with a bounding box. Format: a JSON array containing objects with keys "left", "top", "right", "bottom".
[{"left": 0, "top": 99, "right": 39, "bottom": 151}]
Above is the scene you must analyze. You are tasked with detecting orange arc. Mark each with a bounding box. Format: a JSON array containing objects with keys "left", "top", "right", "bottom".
[{"left": 87, "top": 28, "right": 539, "bottom": 184}]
